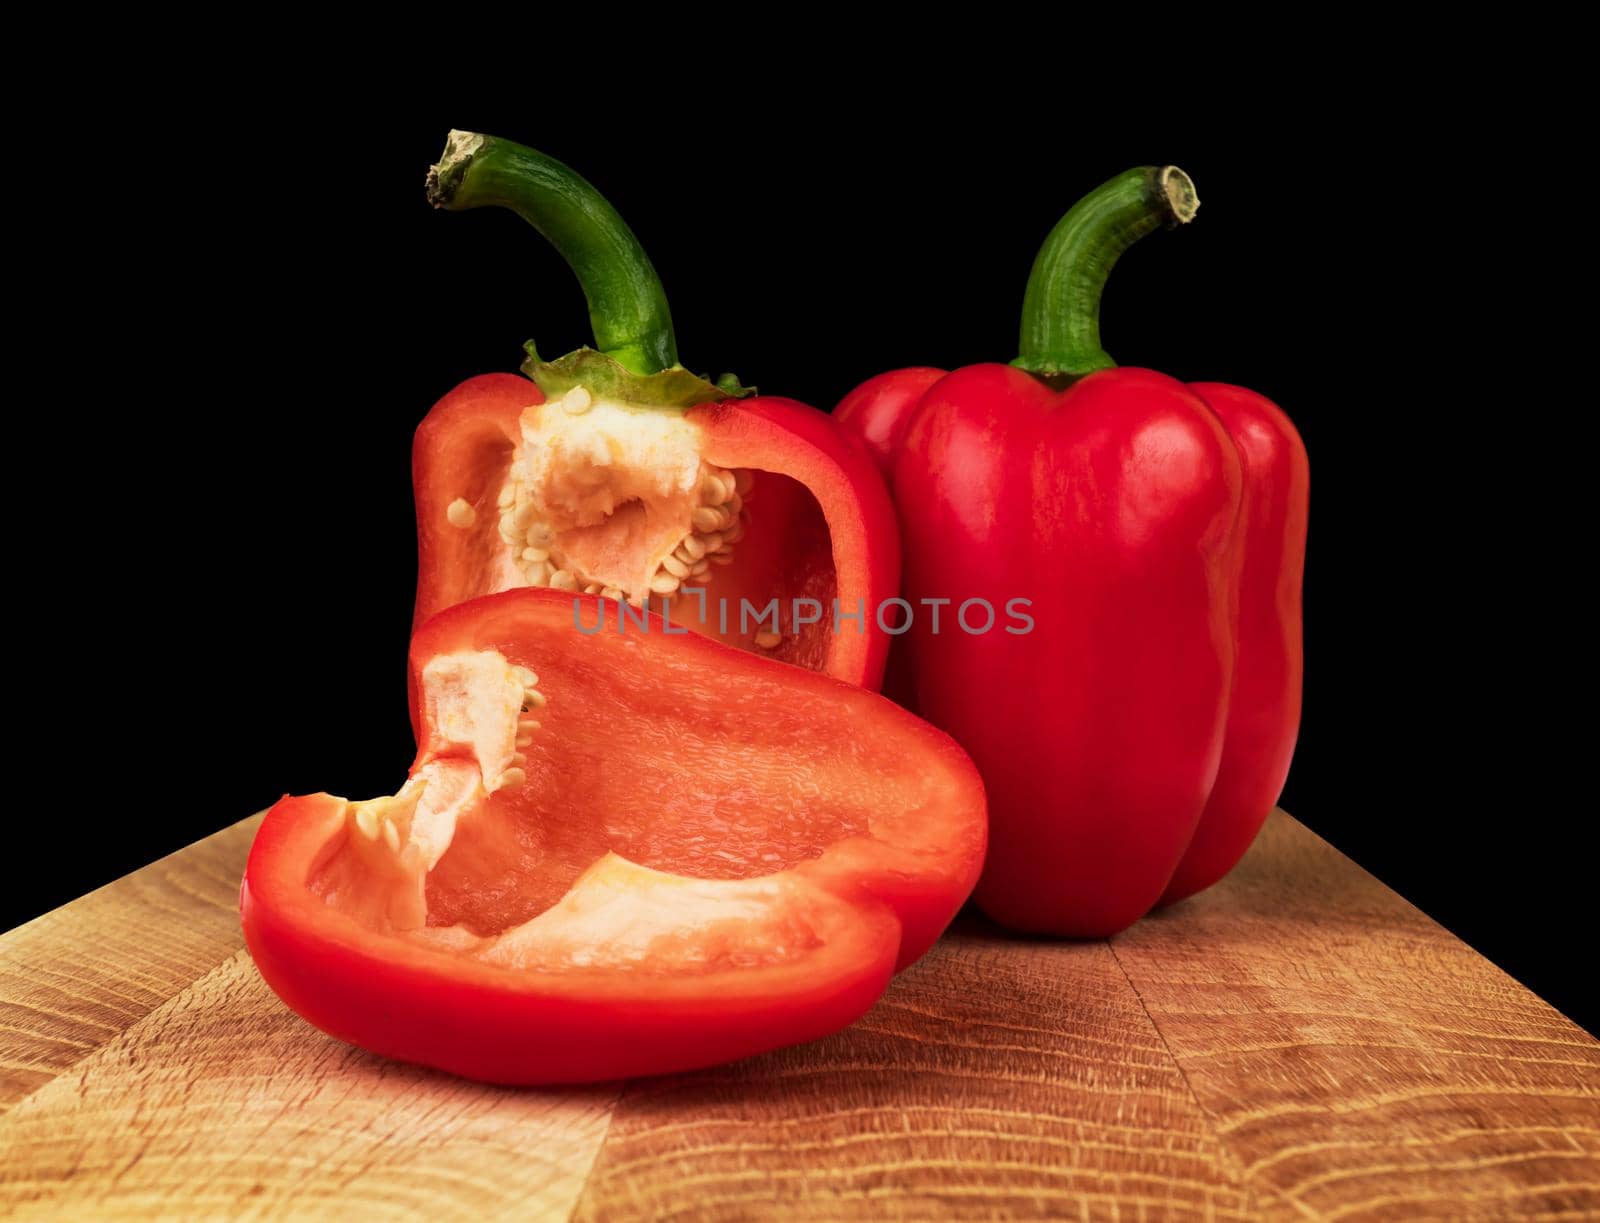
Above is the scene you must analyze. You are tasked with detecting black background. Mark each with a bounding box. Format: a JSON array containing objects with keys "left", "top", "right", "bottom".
[{"left": 20, "top": 88, "right": 1590, "bottom": 1032}]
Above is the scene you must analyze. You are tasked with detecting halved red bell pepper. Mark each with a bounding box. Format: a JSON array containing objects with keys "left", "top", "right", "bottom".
[
  {"left": 414, "top": 132, "right": 897, "bottom": 689},
  {"left": 834, "top": 168, "right": 1308, "bottom": 935},
  {"left": 240, "top": 588, "right": 986, "bottom": 1085}
]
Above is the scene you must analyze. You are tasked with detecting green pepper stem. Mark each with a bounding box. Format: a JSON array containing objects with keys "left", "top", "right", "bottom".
[
  {"left": 427, "top": 130, "right": 678, "bottom": 376},
  {"left": 1013, "top": 166, "right": 1198, "bottom": 378}
]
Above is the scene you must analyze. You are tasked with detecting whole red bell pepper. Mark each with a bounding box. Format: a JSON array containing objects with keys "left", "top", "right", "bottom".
[
  {"left": 241, "top": 588, "right": 986, "bottom": 1084},
  {"left": 834, "top": 167, "right": 1308, "bottom": 935},
  {"left": 415, "top": 132, "right": 897, "bottom": 689}
]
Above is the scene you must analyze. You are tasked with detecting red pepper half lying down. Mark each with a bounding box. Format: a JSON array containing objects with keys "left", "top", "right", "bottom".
[
  {"left": 836, "top": 168, "right": 1308, "bottom": 936},
  {"left": 415, "top": 132, "right": 897, "bottom": 689},
  {"left": 240, "top": 589, "right": 985, "bottom": 1084}
]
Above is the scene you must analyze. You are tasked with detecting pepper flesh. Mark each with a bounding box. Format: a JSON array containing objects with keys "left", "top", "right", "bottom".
[
  {"left": 240, "top": 588, "right": 986, "bottom": 1084},
  {"left": 834, "top": 167, "right": 1308, "bottom": 934}
]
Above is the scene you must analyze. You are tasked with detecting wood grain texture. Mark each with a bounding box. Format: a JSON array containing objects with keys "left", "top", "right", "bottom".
[
  {"left": 1, "top": 810, "right": 1595, "bottom": 1221},
  {"left": 0, "top": 816, "right": 261, "bottom": 1111},
  {"left": 1110, "top": 815, "right": 1600, "bottom": 1221},
  {"left": 0, "top": 952, "right": 617, "bottom": 1221},
  {"left": 572, "top": 925, "right": 1258, "bottom": 1221}
]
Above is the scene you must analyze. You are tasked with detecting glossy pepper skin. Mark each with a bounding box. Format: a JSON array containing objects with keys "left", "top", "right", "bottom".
[
  {"left": 241, "top": 588, "right": 986, "bottom": 1085},
  {"left": 415, "top": 131, "right": 897, "bottom": 689},
  {"left": 834, "top": 367, "right": 946, "bottom": 485},
  {"left": 834, "top": 168, "right": 1308, "bottom": 935}
]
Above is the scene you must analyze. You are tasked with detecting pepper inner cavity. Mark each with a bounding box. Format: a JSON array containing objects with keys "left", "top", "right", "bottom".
[
  {"left": 322, "top": 648, "right": 830, "bottom": 970},
  {"left": 495, "top": 389, "right": 752, "bottom": 605},
  {"left": 346, "top": 650, "right": 547, "bottom": 862}
]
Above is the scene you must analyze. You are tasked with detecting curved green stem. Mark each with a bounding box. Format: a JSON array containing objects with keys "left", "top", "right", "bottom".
[
  {"left": 1013, "top": 166, "right": 1199, "bottom": 378},
  {"left": 427, "top": 130, "right": 677, "bottom": 376}
]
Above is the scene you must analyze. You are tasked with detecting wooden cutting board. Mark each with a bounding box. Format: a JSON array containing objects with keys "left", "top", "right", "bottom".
[{"left": 1, "top": 810, "right": 1595, "bottom": 1220}]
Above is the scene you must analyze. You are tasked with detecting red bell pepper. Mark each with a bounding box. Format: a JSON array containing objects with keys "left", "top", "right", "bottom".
[
  {"left": 241, "top": 588, "right": 986, "bottom": 1084},
  {"left": 414, "top": 132, "right": 897, "bottom": 689},
  {"left": 834, "top": 167, "right": 1308, "bottom": 935}
]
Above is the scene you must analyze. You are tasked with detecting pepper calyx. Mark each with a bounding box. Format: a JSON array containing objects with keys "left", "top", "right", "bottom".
[{"left": 522, "top": 344, "right": 757, "bottom": 409}]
